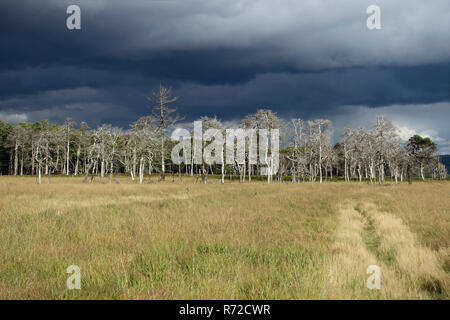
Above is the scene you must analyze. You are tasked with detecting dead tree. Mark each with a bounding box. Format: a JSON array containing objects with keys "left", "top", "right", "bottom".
[{"left": 149, "top": 85, "right": 181, "bottom": 181}]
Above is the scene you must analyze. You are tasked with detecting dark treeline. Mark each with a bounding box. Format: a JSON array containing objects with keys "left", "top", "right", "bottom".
[{"left": 0, "top": 86, "right": 447, "bottom": 184}]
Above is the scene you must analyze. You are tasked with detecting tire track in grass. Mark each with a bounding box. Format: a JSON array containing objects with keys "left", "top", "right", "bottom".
[
  {"left": 325, "top": 201, "right": 432, "bottom": 299},
  {"left": 326, "top": 202, "right": 397, "bottom": 298},
  {"left": 358, "top": 205, "right": 397, "bottom": 268},
  {"left": 356, "top": 203, "right": 449, "bottom": 299}
]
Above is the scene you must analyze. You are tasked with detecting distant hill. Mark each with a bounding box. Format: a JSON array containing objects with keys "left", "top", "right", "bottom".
[{"left": 438, "top": 155, "right": 450, "bottom": 172}]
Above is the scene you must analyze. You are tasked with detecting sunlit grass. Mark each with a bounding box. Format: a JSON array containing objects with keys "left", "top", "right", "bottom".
[{"left": 0, "top": 176, "right": 448, "bottom": 299}]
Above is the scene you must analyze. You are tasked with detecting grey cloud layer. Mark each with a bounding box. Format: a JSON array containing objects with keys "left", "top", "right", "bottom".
[
  {"left": 3, "top": 0, "right": 450, "bottom": 71},
  {"left": 48, "top": 0, "right": 450, "bottom": 67},
  {"left": 0, "top": 0, "right": 449, "bottom": 149}
]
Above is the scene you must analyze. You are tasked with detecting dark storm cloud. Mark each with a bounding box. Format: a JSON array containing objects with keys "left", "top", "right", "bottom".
[
  {"left": 0, "top": 0, "right": 449, "bottom": 146},
  {"left": 2, "top": 0, "right": 449, "bottom": 70}
]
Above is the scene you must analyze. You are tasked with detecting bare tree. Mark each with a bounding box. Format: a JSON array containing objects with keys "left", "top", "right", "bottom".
[
  {"left": 431, "top": 159, "right": 447, "bottom": 180},
  {"left": 254, "top": 109, "right": 281, "bottom": 183},
  {"left": 63, "top": 118, "right": 76, "bottom": 175},
  {"left": 74, "top": 121, "right": 90, "bottom": 176},
  {"left": 287, "top": 118, "right": 308, "bottom": 182},
  {"left": 242, "top": 114, "right": 258, "bottom": 182},
  {"left": 129, "top": 116, "right": 157, "bottom": 184},
  {"left": 5, "top": 125, "right": 27, "bottom": 176},
  {"left": 149, "top": 85, "right": 181, "bottom": 181},
  {"left": 308, "top": 119, "right": 332, "bottom": 183},
  {"left": 371, "top": 116, "right": 397, "bottom": 184},
  {"left": 33, "top": 125, "right": 52, "bottom": 184},
  {"left": 197, "top": 116, "right": 223, "bottom": 184},
  {"left": 103, "top": 126, "right": 122, "bottom": 184}
]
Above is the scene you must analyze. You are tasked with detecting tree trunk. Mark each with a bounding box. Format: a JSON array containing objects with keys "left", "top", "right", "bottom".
[
  {"left": 14, "top": 141, "right": 18, "bottom": 176},
  {"left": 66, "top": 133, "right": 70, "bottom": 175},
  {"left": 420, "top": 163, "right": 425, "bottom": 180},
  {"left": 148, "top": 150, "right": 152, "bottom": 175},
  {"left": 160, "top": 112, "right": 166, "bottom": 181},
  {"left": 31, "top": 145, "right": 35, "bottom": 175},
  {"left": 109, "top": 161, "right": 113, "bottom": 184},
  {"left": 37, "top": 166, "right": 42, "bottom": 185},
  {"left": 132, "top": 145, "right": 137, "bottom": 181},
  {"left": 221, "top": 163, "right": 225, "bottom": 184},
  {"left": 101, "top": 159, "right": 105, "bottom": 178},
  {"left": 139, "top": 157, "right": 144, "bottom": 184},
  {"left": 75, "top": 144, "right": 81, "bottom": 176},
  {"left": 20, "top": 150, "right": 24, "bottom": 176},
  {"left": 407, "top": 164, "right": 413, "bottom": 184},
  {"left": 55, "top": 147, "right": 60, "bottom": 173}
]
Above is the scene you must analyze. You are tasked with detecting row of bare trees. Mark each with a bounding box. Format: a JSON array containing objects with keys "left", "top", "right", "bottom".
[
  {"left": 2, "top": 85, "right": 179, "bottom": 184},
  {"left": 337, "top": 116, "right": 446, "bottom": 184},
  {"left": 1, "top": 86, "right": 447, "bottom": 184}
]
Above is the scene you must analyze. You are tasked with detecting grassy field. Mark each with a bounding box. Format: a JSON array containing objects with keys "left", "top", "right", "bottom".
[{"left": 0, "top": 175, "right": 448, "bottom": 299}]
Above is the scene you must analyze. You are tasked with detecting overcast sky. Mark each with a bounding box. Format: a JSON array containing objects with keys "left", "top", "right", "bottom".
[{"left": 0, "top": 0, "right": 449, "bottom": 152}]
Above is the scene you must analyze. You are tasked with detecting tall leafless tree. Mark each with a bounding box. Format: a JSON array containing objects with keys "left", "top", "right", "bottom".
[{"left": 149, "top": 85, "right": 181, "bottom": 181}]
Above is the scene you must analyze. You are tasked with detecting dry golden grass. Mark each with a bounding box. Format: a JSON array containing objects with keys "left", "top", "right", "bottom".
[
  {"left": 0, "top": 175, "right": 448, "bottom": 299},
  {"left": 325, "top": 203, "right": 424, "bottom": 299},
  {"left": 358, "top": 202, "right": 449, "bottom": 298}
]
